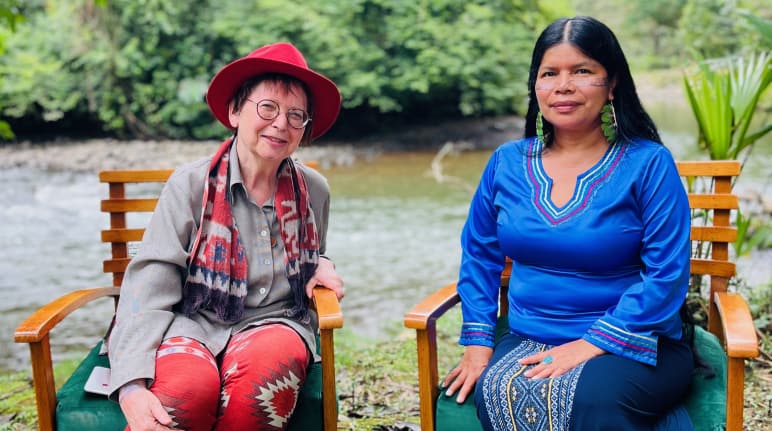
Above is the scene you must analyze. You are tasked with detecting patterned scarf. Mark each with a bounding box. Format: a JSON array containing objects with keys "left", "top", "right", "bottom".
[{"left": 182, "top": 138, "right": 319, "bottom": 323}]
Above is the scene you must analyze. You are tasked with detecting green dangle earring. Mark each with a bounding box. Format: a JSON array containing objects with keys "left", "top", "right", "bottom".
[
  {"left": 536, "top": 111, "right": 545, "bottom": 144},
  {"left": 601, "top": 102, "right": 617, "bottom": 144}
]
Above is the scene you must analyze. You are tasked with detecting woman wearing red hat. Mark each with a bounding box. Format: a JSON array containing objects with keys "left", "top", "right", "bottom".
[{"left": 107, "top": 42, "right": 344, "bottom": 431}]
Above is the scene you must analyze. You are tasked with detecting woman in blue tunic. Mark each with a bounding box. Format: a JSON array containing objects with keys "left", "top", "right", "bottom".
[{"left": 442, "top": 16, "right": 695, "bottom": 430}]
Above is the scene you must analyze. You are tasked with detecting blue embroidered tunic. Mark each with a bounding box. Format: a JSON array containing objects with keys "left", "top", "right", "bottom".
[{"left": 458, "top": 138, "right": 691, "bottom": 365}]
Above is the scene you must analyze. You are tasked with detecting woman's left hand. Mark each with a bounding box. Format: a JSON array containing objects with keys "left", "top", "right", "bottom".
[
  {"left": 305, "top": 257, "right": 344, "bottom": 300},
  {"left": 520, "top": 339, "right": 605, "bottom": 379}
]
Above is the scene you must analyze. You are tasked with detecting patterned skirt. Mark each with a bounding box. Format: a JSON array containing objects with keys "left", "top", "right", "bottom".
[{"left": 480, "top": 338, "right": 585, "bottom": 431}]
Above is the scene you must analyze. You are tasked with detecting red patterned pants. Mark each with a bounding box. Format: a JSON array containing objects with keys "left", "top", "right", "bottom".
[{"left": 127, "top": 324, "right": 310, "bottom": 431}]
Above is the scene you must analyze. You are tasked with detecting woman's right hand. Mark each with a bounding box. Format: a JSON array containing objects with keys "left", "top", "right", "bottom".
[
  {"left": 441, "top": 345, "right": 493, "bottom": 404},
  {"left": 119, "top": 382, "right": 178, "bottom": 430}
]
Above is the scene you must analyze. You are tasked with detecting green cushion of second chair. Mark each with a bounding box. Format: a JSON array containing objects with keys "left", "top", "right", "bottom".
[
  {"left": 683, "top": 326, "right": 727, "bottom": 431},
  {"left": 56, "top": 340, "right": 327, "bottom": 431},
  {"left": 435, "top": 316, "right": 509, "bottom": 431},
  {"left": 436, "top": 389, "right": 482, "bottom": 431},
  {"left": 435, "top": 325, "right": 727, "bottom": 431}
]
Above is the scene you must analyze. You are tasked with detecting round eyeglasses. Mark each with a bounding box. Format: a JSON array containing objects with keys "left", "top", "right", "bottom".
[{"left": 246, "top": 98, "right": 311, "bottom": 129}]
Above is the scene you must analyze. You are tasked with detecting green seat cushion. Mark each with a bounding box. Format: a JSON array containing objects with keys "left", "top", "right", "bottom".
[
  {"left": 56, "top": 342, "right": 126, "bottom": 430},
  {"left": 684, "top": 326, "right": 727, "bottom": 431},
  {"left": 436, "top": 390, "right": 482, "bottom": 431},
  {"left": 56, "top": 341, "right": 327, "bottom": 431},
  {"left": 435, "top": 324, "right": 727, "bottom": 431},
  {"left": 435, "top": 316, "right": 508, "bottom": 431}
]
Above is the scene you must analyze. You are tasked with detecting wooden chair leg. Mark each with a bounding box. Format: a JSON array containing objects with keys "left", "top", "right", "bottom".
[
  {"left": 28, "top": 337, "right": 56, "bottom": 431},
  {"left": 725, "top": 357, "right": 745, "bottom": 431},
  {"left": 320, "top": 328, "right": 337, "bottom": 431},
  {"left": 416, "top": 325, "right": 439, "bottom": 431}
]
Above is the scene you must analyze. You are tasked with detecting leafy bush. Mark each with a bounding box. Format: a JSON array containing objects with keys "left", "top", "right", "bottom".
[{"left": 0, "top": 0, "right": 571, "bottom": 140}]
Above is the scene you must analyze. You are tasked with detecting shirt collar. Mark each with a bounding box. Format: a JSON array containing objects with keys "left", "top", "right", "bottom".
[{"left": 227, "top": 137, "right": 276, "bottom": 208}]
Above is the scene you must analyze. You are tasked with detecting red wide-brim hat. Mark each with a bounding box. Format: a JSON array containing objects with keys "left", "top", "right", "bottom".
[{"left": 206, "top": 42, "right": 341, "bottom": 140}]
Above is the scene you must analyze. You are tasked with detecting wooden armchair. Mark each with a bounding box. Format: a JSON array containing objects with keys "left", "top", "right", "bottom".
[
  {"left": 404, "top": 160, "right": 759, "bottom": 431},
  {"left": 14, "top": 168, "right": 343, "bottom": 431}
]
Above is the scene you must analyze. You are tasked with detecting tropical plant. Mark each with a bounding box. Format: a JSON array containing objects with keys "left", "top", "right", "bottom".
[
  {"left": 733, "top": 208, "right": 771, "bottom": 258},
  {"left": 738, "top": 9, "right": 772, "bottom": 50},
  {"left": 682, "top": 51, "right": 770, "bottom": 160}
]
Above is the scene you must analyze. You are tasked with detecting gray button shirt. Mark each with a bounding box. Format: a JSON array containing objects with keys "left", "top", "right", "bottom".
[{"left": 107, "top": 144, "right": 330, "bottom": 398}]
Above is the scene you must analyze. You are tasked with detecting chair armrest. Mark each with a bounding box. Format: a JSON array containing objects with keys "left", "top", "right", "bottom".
[
  {"left": 403, "top": 282, "right": 460, "bottom": 431},
  {"left": 310, "top": 286, "right": 342, "bottom": 431},
  {"left": 713, "top": 291, "right": 759, "bottom": 431},
  {"left": 14, "top": 287, "right": 120, "bottom": 343},
  {"left": 404, "top": 282, "right": 460, "bottom": 330},
  {"left": 13, "top": 286, "right": 120, "bottom": 431},
  {"left": 312, "top": 286, "right": 343, "bottom": 330},
  {"left": 713, "top": 291, "right": 759, "bottom": 358}
]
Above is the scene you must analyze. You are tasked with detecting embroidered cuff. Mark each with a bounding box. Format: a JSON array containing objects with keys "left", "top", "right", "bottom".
[
  {"left": 583, "top": 320, "right": 658, "bottom": 366},
  {"left": 459, "top": 322, "right": 496, "bottom": 347}
]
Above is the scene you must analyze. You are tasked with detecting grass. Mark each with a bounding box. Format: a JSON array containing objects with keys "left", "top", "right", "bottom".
[
  {"left": 2, "top": 310, "right": 770, "bottom": 430},
  {"left": 335, "top": 310, "right": 465, "bottom": 430},
  {"left": 0, "top": 359, "right": 79, "bottom": 431}
]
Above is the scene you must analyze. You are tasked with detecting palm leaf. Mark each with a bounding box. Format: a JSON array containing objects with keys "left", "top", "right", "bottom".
[
  {"left": 729, "top": 52, "right": 771, "bottom": 158},
  {"left": 738, "top": 10, "right": 772, "bottom": 48},
  {"left": 684, "top": 52, "right": 770, "bottom": 160}
]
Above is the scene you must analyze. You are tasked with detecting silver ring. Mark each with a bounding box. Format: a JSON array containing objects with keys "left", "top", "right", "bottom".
[{"left": 542, "top": 355, "right": 553, "bottom": 365}]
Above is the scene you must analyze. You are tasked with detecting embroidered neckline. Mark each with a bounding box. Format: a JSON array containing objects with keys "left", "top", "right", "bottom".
[{"left": 525, "top": 138, "right": 626, "bottom": 225}]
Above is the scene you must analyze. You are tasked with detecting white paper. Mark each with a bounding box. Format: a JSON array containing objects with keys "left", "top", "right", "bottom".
[{"left": 83, "top": 366, "right": 111, "bottom": 396}]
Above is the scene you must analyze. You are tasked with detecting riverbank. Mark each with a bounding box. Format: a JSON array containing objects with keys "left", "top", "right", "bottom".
[{"left": 0, "top": 115, "right": 525, "bottom": 172}]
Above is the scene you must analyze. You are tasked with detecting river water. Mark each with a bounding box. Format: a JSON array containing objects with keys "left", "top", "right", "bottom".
[{"left": 1, "top": 114, "right": 770, "bottom": 373}]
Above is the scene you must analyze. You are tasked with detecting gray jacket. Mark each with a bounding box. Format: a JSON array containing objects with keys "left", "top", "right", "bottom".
[{"left": 107, "top": 144, "right": 330, "bottom": 399}]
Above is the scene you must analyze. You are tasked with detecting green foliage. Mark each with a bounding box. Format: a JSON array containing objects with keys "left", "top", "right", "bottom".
[
  {"left": 738, "top": 9, "right": 772, "bottom": 50},
  {"left": 216, "top": 0, "right": 569, "bottom": 118},
  {"left": 3, "top": 0, "right": 768, "bottom": 141},
  {"left": 622, "top": 0, "right": 687, "bottom": 67},
  {"left": 0, "top": 0, "right": 568, "bottom": 140},
  {"left": 0, "top": 0, "right": 24, "bottom": 31},
  {"left": 678, "top": 0, "right": 765, "bottom": 60},
  {"left": 0, "top": 0, "right": 24, "bottom": 139},
  {"left": 734, "top": 209, "right": 771, "bottom": 257},
  {"left": 574, "top": 0, "right": 768, "bottom": 70},
  {"left": 683, "top": 51, "right": 771, "bottom": 160},
  {"left": 0, "top": 4, "right": 83, "bottom": 122}
]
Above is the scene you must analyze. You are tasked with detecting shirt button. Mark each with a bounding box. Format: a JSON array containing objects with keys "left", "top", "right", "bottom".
[
  {"left": 259, "top": 287, "right": 266, "bottom": 295},
  {"left": 263, "top": 258, "right": 271, "bottom": 265},
  {"left": 260, "top": 230, "right": 268, "bottom": 237}
]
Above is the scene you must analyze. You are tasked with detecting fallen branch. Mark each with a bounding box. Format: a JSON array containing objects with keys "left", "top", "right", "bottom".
[{"left": 428, "top": 141, "right": 476, "bottom": 193}]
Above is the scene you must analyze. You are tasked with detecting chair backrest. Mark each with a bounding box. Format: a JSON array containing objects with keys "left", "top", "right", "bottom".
[
  {"left": 677, "top": 160, "right": 740, "bottom": 340},
  {"left": 99, "top": 161, "right": 320, "bottom": 287},
  {"left": 99, "top": 169, "right": 174, "bottom": 288},
  {"left": 498, "top": 160, "right": 741, "bottom": 340}
]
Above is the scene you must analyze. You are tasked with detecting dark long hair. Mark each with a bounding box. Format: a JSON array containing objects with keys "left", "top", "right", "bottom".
[{"left": 523, "top": 16, "right": 661, "bottom": 147}]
